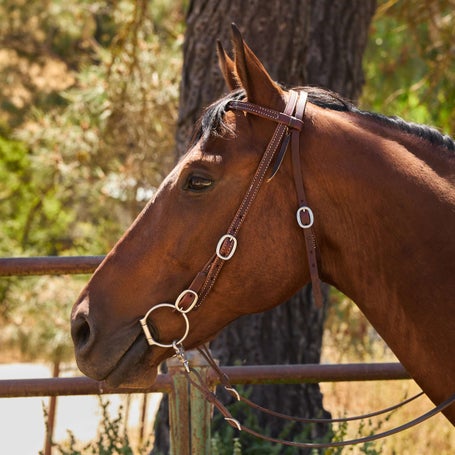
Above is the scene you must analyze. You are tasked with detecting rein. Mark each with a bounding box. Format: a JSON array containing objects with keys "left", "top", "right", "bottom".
[
  {"left": 172, "top": 343, "right": 455, "bottom": 449},
  {"left": 139, "top": 90, "right": 455, "bottom": 447}
]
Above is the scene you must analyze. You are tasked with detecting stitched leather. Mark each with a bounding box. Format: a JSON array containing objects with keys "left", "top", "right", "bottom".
[
  {"left": 175, "top": 90, "right": 323, "bottom": 312},
  {"left": 228, "top": 99, "right": 305, "bottom": 130},
  {"left": 290, "top": 92, "right": 324, "bottom": 307}
]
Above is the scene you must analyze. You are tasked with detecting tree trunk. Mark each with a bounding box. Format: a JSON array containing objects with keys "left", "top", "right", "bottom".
[{"left": 153, "top": 1, "right": 376, "bottom": 453}]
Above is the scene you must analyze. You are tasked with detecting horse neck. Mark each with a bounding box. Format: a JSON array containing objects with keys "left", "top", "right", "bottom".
[
  {"left": 308, "top": 107, "right": 455, "bottom": 308},
  {"left": 302, "top": 105, "right": 455, "bottom": 418}
]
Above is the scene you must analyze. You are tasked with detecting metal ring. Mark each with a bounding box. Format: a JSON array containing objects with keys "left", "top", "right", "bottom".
[
  {"left": 139, "top": 303, "right": 189, "bottom": 348},
  {"left": 296, "top": 206, "right": 314, "bottom": 229},
  {"left": 216, "top": 234, "right": 238, "bottom": 260},
  {"left": 175, "top": 289, "right": 199, "bottom": 313}
]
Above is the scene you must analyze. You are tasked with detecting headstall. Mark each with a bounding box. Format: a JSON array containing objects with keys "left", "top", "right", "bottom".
[
  {"left": 139, "top": 90, "right": 455, "bottom": 447},
  {"left": 140, "top": 89, "right": 322, "bottom": 350}
]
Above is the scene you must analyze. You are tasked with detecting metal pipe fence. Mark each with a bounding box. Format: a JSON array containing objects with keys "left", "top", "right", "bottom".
[
  {"left": 0, "top": 362, "right": 410, "bottom": 398},
  {"left": 0, "top": 256, "right": 104, "bottom": 276},
  {"left": 0, "top": 256, "right": 411, "bottom": 454}
]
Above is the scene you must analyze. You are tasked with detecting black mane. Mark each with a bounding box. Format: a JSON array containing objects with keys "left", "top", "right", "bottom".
[
  {"left": 194, "top": 87, "right": 455, "bottom": 152},
  {"left": 305, "top": 86, "right": 455, "bottom": 152}
]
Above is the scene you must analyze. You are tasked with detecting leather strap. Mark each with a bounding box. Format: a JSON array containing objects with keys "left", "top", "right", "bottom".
[
  {"left": 162, "top": 91, "right": 324, "bottom": 318},
  {"left": 197, "top": 345, "right": 424, "bottom": 423},
  {"left": 291, "top": 92, "right": 324, "bottom": 307},
  {"left": 228, "top": 99, "right": 304, "bottom": 130},
  {"left": 179, "top": 90, "right": 306, "bottom": 311},
  {"left": 226, "top": 90, "right": 323, "bottom": 308},
  {"left": 200, "top": 91, "right": 300, "bottom": 301},
  {"left": 192, "top": 345, "right": 455, "bottom": 449}
]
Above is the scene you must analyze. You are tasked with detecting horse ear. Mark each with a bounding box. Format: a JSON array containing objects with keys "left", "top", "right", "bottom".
[
  {"left": 217, "top": 40, "right": 240, "bottom": 91},
  {"left": 230, "top": 23, "right": 283, "bottom": 106}
]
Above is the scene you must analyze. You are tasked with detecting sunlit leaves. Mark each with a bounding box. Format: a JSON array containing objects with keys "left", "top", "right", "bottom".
[
  {"left": 362, "top": 0, "right": 455, "bottom": 135},
  {"left": 0, "top": 0, "right": 184, "bottom": 363}
]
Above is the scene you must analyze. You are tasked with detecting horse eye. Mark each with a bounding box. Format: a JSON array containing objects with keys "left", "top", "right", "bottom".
[{"left": 185, "top": 175, "right": 214, "bottom": 192}]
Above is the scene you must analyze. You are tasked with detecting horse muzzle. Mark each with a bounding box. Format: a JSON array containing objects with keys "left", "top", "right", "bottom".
[{"left": 71, "top": 294, "right": 161, "bottom": 387}]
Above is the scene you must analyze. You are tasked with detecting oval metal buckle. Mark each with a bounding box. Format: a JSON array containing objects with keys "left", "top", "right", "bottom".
[
  {"left": 175, "top": 289, "right": 199, "bottom": 313},
  {"left": 296, "top": 206, "right": 314, "bottom": 229},
  {"left": 139, "top": 303, "right": 189, "bottom": 348},
  {"left": 216, "top": 234, "right": 238, "bottom": 260}
]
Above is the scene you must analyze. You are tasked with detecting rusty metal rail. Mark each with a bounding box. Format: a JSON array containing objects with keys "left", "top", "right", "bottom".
[
  {"left": 0, "top": 256, "right": 104, "bottom": 276},
  {"left": 211, "top": 362, "right": 410, "bottom": 385},
  {"left": 0, "top": 359, "right": 411, "bottom": 455},
  {"left": 0, "top": 255, "right": 410, "bottom": 397},
  {"left": 0, "top": 363, "right": 409, "bottom": 398},
  {"left": 0, "top": 375, "right": 171, "bottom": 398}
]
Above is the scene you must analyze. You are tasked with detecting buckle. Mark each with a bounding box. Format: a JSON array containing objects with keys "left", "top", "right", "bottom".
[
  {"left": 175, "top": 289, "right": 199, "bottom": 313},
  {"left": 296, "top": 206, "right": 314, "bottom": 229},
  {"left": 216, "top": 234, "right": 237, "bottom": 260}
]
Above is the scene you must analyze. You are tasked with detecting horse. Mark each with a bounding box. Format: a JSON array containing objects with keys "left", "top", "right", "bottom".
[{"left": 71, "top": 25, "right": 455, "bottom": 426}]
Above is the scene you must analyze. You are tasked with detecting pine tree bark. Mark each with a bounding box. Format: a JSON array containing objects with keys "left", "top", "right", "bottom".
[{"left": 153, "top": 1, "right": 376, "bottom": 453}]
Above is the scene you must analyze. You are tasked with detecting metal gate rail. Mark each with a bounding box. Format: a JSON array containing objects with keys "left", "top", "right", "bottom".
[
  {"left": 0, "top": 362, "right": 410, "bottom": 398},
  {"left": 0, "top": 256, "right": 104, "bottom": 276}
]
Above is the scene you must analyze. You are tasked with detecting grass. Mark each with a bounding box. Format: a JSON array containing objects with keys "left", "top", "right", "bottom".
[{"left": 320, "top": 380, "right": 454, "bottom": 454}]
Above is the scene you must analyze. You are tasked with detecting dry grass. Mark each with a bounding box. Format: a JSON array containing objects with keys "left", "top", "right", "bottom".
[
  {"left": 320, "top": 380, "right": 454, "bottom": 454},
  {"left": 321, "top": 295, "right": 454, "bottom": 454}
]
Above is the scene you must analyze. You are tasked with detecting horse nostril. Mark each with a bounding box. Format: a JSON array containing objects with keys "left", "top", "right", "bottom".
[{"left": 71, "top": 315, "right": 93, "bottom": 352}]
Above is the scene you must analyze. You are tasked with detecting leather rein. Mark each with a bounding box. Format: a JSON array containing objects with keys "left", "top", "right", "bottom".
[{"left": 139, "top": 90, "right": 455, "bottom": 447}]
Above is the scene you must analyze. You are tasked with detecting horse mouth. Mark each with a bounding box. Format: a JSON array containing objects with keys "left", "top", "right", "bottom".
[
  {"left": 102, "top": 333, "right": 159, "bottom": 388},
  {"left": 74, "top": 326, "right": 167, "bottom": 389}
]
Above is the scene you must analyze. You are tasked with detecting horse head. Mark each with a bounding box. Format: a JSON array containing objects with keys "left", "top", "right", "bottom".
[{"left": 71, "top": 26, "right": 317, "bottom": 387}]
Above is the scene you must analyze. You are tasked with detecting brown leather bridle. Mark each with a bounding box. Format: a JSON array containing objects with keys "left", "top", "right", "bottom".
[
  {"left": 139, "top": 90, "right": 455, "bottom": 447},
  {"left": 140, "top": 89, "right": 322, "bottom": 349}
]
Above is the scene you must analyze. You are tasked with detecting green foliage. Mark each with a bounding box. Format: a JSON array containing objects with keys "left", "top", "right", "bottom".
[
  {"left": 8, "top": 0, "right": 184, "bottom": 256},
  {"left": 41, "top": 398, "right": 152, "bottom": 455},
  {"left": 0, "top": 133, "right": 80, "bottom": 255},
  {"left": 0, "top": 0, "right": 104, "bottom": 130},
  {"left": 0, "top": 136, "right": 33, "bottom": 255},
  {"left": 0, "top": 0, "right": 184, "bottom": 363},
  {"left": 362, "top": 0, "right": 455, "bottom": 136},
  {"left": 0, "top": 275, "right": 81, "bottom": 362},
  {"left": 1, "top": 0, "right": 184, "bottom": 257}
]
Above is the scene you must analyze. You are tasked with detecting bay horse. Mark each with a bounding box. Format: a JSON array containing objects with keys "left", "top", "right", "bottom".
[{"left": 71, "top": 26, "right": 455, "bottom": 426}]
